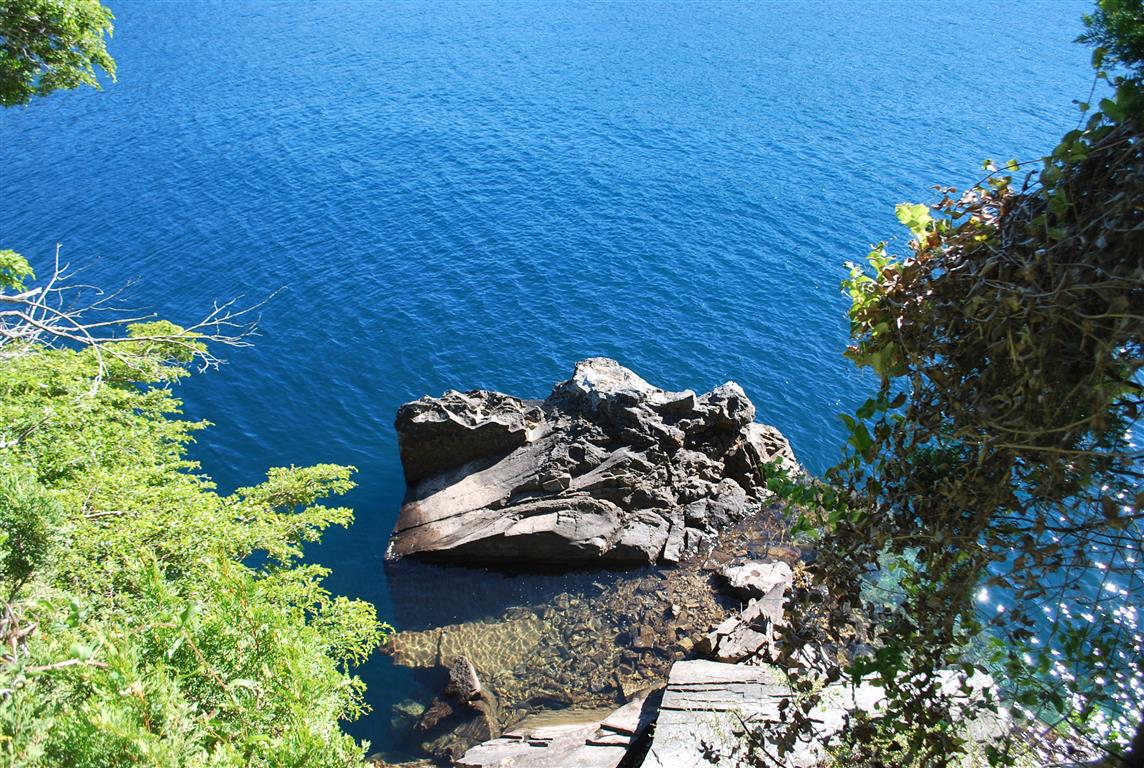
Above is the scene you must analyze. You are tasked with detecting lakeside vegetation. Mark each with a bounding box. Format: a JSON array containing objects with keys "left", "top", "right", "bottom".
[
  {"left": 0, "top": 321, "right": 388, "bottom": 766},
  {"left": 1, "top": 0, "right": 1141, "bottom": 766},
  {"left": 2, "top": 4, "right": 389, "bottom": 766},
  {"left": 770, "top": 2, "right": 1143, "bottom": 765}
]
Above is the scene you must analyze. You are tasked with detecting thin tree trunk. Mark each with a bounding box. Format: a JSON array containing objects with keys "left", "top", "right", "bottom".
[{"left": 1121, "top": 715, "right": 1144, "bottom": 768}]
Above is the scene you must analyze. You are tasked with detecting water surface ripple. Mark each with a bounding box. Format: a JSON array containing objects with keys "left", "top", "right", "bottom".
[{"left": 0, "top": 0, "right": 1093, "bottom": 753}]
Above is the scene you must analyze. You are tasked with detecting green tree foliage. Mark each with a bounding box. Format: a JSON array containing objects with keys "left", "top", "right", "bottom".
[
  {"left": 0, "top": 250, "right": 35, "bottom": 291},
  {"left": 1081, "top": 0, "right": 1144, "bottom": 80},
  {"left": 0, "top": 475, "right": 59, "bottom": 593},
  {"left": 0, "top": 252, "right": 390, "bottom": 766},
  {"left": 0, "top": 0, "right": 115, "bottom": 107},
  {"left": 0, "top": 4, "right": 393, "bottom": 764},
  {"left": 769, "top": 3, "right": 1143, "bottom": 766}
]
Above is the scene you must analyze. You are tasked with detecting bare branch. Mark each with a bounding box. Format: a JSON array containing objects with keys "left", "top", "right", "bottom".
[{"left": 0, "top": 244, "right": 274, "bottom": 388}]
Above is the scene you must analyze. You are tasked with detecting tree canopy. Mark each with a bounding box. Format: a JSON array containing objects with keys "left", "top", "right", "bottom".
[
  {"left": 769, "top": 2, "right": 1143, "bottom": 765},
  {"left": 0, "top": 0, "right": 115, "bottom": 107},
  {"left": 1, "top": 5, "right": 389, "bottom": 760},
  {"left": 0, "top": 252, "right": 390, "bottom": 766}
]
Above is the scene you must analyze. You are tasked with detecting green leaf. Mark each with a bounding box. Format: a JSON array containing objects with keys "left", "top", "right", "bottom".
[
  {"left": 0, "top": 249, "right": 35, "bottom": 291},
  {"left": 894, "top": 203, "right": 935, "bottom": 243},
  {"left": 849, "top": 424, "right": 873, "bottom": 453}
]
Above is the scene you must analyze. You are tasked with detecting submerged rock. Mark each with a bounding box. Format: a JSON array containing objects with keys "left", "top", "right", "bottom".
[
  {"left": 385, "top": 561, "right": 731, "bottom": 726},
  {"left": 446, "top": 655, "right": 485, "bottom": 703},
  {"left": 416, "top": 655, "right": 502, "bottom": 762},
  {"left": 387, "top": 358, "right": 800, "bottom": 565}
]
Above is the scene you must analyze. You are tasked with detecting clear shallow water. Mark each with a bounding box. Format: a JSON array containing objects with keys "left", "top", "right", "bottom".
[{"left": 1, "top": 0, "right": 1095, "bottom": 754}]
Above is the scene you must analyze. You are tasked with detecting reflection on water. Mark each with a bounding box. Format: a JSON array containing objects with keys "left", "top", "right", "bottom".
[{"left": 384, "top": 560, "right": 635, "bottom": 632}]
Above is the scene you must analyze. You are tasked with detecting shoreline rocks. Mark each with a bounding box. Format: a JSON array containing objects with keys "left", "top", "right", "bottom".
[
  {"left": 641, "top": 660, "right": 1001, "bottom": 768},
  {"left": 380, "top": 361, "right": 1014, "bottom": 768},
  {"left": 698, "top": 560, "right": 793, "bottom": 664},
  {"left": 455, "top": 690, "right": 661, "bottom": 768},
  {"left": 387, "top": 359, "right": 800, "bottom": 566}
]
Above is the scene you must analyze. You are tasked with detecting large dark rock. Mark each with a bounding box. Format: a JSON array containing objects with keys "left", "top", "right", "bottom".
[
  {"left": 416, "top": 655, "right": 502, "bottom": 762},
  {"left": 387, "top": 359, "right": 800, "bottom": 566}
]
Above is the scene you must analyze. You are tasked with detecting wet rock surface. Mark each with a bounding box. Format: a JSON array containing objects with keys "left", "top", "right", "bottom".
[{"left": 387, "top": 358, "right": 800, "bottom": 565}]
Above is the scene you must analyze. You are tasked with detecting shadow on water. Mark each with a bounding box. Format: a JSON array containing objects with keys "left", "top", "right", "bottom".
[{"left": 385, "top": 558, "right": 648, "bottom": 631}]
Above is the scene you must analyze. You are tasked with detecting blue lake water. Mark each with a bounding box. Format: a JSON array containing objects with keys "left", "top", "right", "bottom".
[{"left": 0, "top": 0, "right": 1097, "bottom": 754}]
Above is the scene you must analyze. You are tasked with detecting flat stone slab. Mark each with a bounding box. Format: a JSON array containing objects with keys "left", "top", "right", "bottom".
[
  {"left": 644, "top": 660, "right": 1002, "bottom": 768},
  {"left": 645, "top": 661, "right": 880, "bottom": 768},
  {"left": 455, "top": 691, "right": 660, "bottom": 768}
]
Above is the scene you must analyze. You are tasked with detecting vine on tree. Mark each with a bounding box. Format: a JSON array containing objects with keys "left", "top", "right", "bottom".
[{"left": 765, "top": 3, "right": 1144, "bottom": 765}]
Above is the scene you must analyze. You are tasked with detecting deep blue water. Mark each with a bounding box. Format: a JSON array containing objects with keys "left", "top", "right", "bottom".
[{"left": 1, "top": 0, "right": 1095, "bottom": 753}]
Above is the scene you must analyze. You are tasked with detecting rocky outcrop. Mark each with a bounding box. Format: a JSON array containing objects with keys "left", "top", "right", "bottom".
[
  {"left": 395, "top": 391, "right": 545, "bottom": 485},
  {"left": 699, "top": 560, "right": 792, "bottom": 664},
  {"left": 455, "top": 690, "right": 661, "bottom": 768},
  {"left": 388, "top": 359, "right": 800, "bottom": 565}
]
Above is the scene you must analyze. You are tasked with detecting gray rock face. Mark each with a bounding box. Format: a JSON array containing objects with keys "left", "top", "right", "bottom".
[
  {"left": 642, "top": 660, "right": 1001, "bottom": 768},
  {"left": 388, "top": 358, "right": 800, "bottom": 565},
  {"left": 700, "top": 560, "right": 793, "bottom": 664},
  {"left": 395, "top": 390, "right": 545, "bottom": 484},
  {"left": 720, "top": 560, "right": 793, "bottom": 602},
  {"left": 639, "top": 660, "right": 817, "bottom": 768},
  {"left": 455, "top": 690, "right": 660, "bottom": 768},
  {"left": 700, "top": 565, "right": 791, "bottom": 668}
]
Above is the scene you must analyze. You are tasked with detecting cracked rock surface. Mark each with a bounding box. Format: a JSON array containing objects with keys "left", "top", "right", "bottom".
[{"left": 387, "top": 358, "right": 800, "bottom": 565}]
